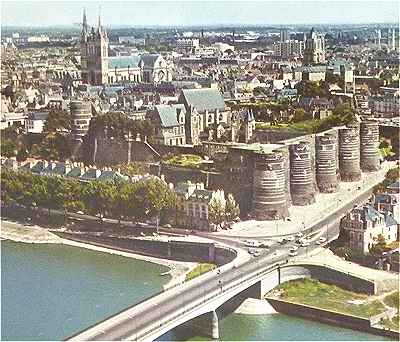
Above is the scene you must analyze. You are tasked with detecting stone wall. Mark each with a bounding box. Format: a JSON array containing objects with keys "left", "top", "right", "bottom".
[
  {"left": 56, "top": 232, "right": 237, "bottom": 265},
  {"left": 266, "top": 298, "right": 399, "bottom": 340}
]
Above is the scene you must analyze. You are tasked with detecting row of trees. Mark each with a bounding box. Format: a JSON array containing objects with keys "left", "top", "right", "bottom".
[
  {"left": 208, "top": 194, "right": 240, "bottom": 228},
  {"left": 1, "top": 168, "right": 176, "bottom": 227},
  {"left": 89, "top": 112, "right": 155, "bottom": 140}
]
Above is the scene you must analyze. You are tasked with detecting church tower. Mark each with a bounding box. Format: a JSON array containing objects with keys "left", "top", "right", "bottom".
[
  {"left": 303, "top": 28, "right": 326, "bottom": 65},
  {"left": 80, "top": 10, "right": 109, "bottom": 85}
]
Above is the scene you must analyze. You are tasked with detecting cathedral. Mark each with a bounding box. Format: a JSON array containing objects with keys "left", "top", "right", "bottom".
[
  {"left": 303, "top": 28, "right": 326, "bottom": 65},
  {"left": 80, "top": 10, "right": 173, "bottom": 86}
]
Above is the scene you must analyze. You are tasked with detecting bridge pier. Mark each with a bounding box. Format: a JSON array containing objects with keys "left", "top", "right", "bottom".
[
  {"left": 211, "top": 310, "right": 219, "bottom": 340},
  {"left": 182, "top": 310, "right": 219, "bottom": 340}
]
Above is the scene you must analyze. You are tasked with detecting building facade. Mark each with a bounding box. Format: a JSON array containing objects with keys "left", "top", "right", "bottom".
[{"left": 147, "top": 104, "right": 186, "bottom": 146}]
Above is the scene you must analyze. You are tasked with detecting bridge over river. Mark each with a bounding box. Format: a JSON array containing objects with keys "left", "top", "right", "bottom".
[
  {"left": 67, "top": 245, "right": 382, "bottom": 341},
  {"left": 67, "top": 163, "right": 397, "bottom": 341}
]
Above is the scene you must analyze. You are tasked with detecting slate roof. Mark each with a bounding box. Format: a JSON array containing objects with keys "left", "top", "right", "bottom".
[
  {"left": 189, "top": 189, "right": 213, "bottom": 202},
  {"left": 98, "top": 170, "right": 128, "bottom": 181},
  {"left": 31, "top": 161, "right": 46, "bottom": 174},
  {"left": 180, "top": 88, "right": 225, "bottom": 113},
  {"left": 108, "top": 56, "right": 141, "bottom": 70},
  {"left": 154, "top": 104, "right": 186, "bottom": 128},
  {"left": 66, "top": 167, "right": 84, "bottom": 178},
  {"left": 28, "top": 111, "right": 49, "bottom": 121},
  {"left": 387, "top": 181, "right": 399, "bottom": 193},
  {"left": 375, "top": 193, "right": 395, "bottom": 204},
  {"left": 140, "top": 54, "right": 160, "bottom": 68},
  {"left": 360, "top": 205, "right": 381, "bottom": 222},
  {"left": 385, "top": 213, "right": 398, "bottom": 226},
  {"left": 80, "top": 168, "right": 101, "bottom": 181}
]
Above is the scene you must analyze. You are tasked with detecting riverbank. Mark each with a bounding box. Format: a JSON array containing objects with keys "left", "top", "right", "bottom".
[{"left": 0, "top": 220, "right": 197, "bottom": 288}]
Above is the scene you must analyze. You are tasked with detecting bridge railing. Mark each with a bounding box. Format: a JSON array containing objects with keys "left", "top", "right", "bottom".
[{"left": 131, "top": 259, "right": 285, "bottom": 340}]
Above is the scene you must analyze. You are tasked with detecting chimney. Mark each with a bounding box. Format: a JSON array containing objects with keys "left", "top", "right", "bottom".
[{"left": 95, "top": 169, "right": 102, "bottom": 178}]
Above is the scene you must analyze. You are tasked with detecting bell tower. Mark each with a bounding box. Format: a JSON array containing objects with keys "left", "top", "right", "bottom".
[{"left": 80, "top": 10, "right": 109, "bottom": 85}]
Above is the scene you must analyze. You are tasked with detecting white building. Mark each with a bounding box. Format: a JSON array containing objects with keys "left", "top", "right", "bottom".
[
  {"left": 341, "top": 205, "right": 398, "bottom": 254},
  {"left": 176, "top": 38, "right": 200, "bottom": 53},
  {"left": 25, "top": 111, "right": 49, "bottom": 134},
  {"left": 370, "top": 95, "right": 400, "bottom": 118},
  {"left": 273, "top": 40, "right": 304, "bottom": 59}
]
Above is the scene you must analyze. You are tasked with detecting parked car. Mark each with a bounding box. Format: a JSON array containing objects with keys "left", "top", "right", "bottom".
[
  {"left": 278, "top": 238, "right": 288, "bottom": 244},
  {"left": 286, "top": 236, "right": 295, "bottom": 242},
  {"left": 289, "top": 250, "right": 298, "bottom": 257},
  {"left": 296, "top": 232, "right": 304, "bottom": 238},
  {"left": 316, "top": 237, "right": 327, "bottom": 245}
]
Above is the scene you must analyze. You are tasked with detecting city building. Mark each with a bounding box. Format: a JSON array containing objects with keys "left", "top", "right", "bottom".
[
  {"left": 341, "top": 205, "right": 398, "bottom": 254},
  {"left": 174, "top": 181, "right": 226, "bottom": 231},
  {"left": 176, "top": 38, "right": 200, "bottom": 53},
  {"left": 370, "top": 95, "right": 400, "bottom": 118},
  {"left": 147, "top": 104, "right": 187, "bottom": 146},
  {"left": 273, "top": 40, "right": 304, "bottom": 59},
  {"left": 25, "top": 111, "right": 49, "bottom": 133}
]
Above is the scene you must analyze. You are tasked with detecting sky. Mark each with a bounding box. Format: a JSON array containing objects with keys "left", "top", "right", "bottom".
[{"left": 1, "top": 0, "right": 399, "bottom": 27}]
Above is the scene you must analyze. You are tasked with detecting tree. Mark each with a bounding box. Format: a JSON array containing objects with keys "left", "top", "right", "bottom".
[
  {"left": 296, "top": 80, "right": 327, "bottom": 97},
  {"left": 82, "top": 180, "right": 116, "bottom": 220},
  {"left": 208, "top": 195, "right": 226, "bottom": 230},
  {"left": 43, "top": 110, "right": 71, "bottom": 134},
  {"left": 292, "top": 108, "right": 312, "bottom": 123},
  {"left": 16, "top": 148, "right": 28, "bottom": 162},
  {"left": 1, "top": 139, "right": 17, "bottom": 158},
  {"left": 225, "top": 193, "right": 240, "bottom": 222},
  {"left": 110, "top": 179, "right": 135, "bottom": 224},
  {"left": 369, "top": 234, "right": 387, "bottom": 255},
  {"left": 138, "top": 179, "right": 176, "bottom": 231}
]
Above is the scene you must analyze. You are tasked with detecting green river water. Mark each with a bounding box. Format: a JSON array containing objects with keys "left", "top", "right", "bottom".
[{"left": 1, "top": 240, "right": 391, "bottom": 341}]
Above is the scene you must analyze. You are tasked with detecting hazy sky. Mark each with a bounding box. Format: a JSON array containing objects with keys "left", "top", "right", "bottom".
[{"left": 1, "top": 0, "right": 399, "bottom": 27}]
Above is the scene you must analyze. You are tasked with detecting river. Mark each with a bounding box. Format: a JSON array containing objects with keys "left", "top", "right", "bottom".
[{"left": 1, "top": 240, "right": 391, "bottom": 341}]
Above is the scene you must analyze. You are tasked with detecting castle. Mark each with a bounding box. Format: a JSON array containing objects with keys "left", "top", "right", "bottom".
[{"left": 80, "top": 10, "right": 173, "bottom": 86}]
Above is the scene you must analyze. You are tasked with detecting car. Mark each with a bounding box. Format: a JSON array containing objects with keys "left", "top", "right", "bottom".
[
  {"left": 301, "top": 241, "right": 311, "bottom": 247},
  {"left": 289, "top": 250, "right": 298, "bottom": 257},
  {"left": 277, "top": 238, "right": 287, "bottom": 244},
  {"left": 253, "top": 251, "right": 261, "bottom": 257},
  {"left": 260, "top": 242, "right": 272, "bottom": 248},
  {"left": 290, "top": 246, "right": 299, "bottom": 252},
  {"left": 296, "top": 232, "right": 304, "bottom": 238},
  {"left": 316, "top": 237, "right": 327, "bottom": 245},
  {"left": 286, "top": 236, "right": 295, "bottom": 242}
]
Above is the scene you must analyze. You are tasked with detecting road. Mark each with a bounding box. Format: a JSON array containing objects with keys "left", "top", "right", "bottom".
[{"left": 68, "top": 189, "right": 363, "bottom": 342}]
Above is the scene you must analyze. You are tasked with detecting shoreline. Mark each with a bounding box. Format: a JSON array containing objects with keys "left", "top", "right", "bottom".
[{"left": 0, "top": 219, "right": 197, "bottom": 288}]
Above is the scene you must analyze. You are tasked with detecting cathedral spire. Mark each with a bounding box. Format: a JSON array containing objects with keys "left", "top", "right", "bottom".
[{"left": 82, "top": 8, "right": 88, "bottom": 35}]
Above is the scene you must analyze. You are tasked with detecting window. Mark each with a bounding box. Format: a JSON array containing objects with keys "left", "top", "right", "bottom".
[
  {"left": 208, "top": 115, "right": 213, "bottom": 123},
  {"left": 219, "top": 114, "right": 223, "bottom": 121}
]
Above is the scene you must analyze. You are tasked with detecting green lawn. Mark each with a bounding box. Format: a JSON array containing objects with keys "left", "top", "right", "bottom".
[
  {"left": 255, "top": 120, "right": 321, "bottom": 133},
  {"left": 381, "top": 315, "right": 399, "bottom": 331},
  {"left": 274, "top": 278, "right": 386, "bottom": 318},
  {"left": 185, "top": 263, "right": 216, "bottom": 281},
  {"left": 163, "top": 154, "right": 203, "bottom": 168},
  {"left": 383, "top": 291, "right": 399, "bottom": 309}
]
